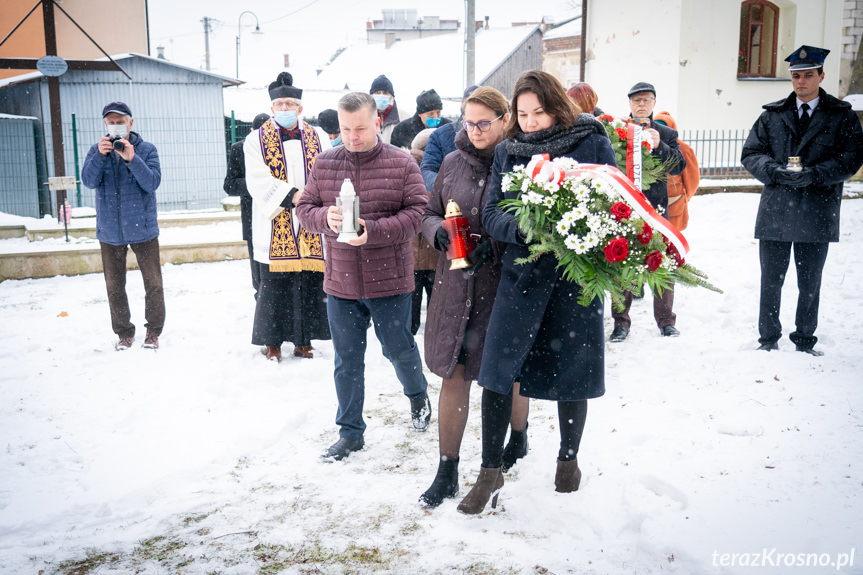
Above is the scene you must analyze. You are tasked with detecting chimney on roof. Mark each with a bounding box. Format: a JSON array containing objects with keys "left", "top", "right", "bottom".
[
  {"left": 284, "top": 54, "right": 290, "bottom": 68},
  {"left": 485, "top": 16, "right": 489, "bottom": 29},
  {"left": 156, "top": 46, "right": 166, "bottom": 60}
]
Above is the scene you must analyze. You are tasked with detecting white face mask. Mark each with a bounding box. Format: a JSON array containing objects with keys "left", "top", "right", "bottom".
[{"left": 106, "top": 124, "right": 128, "bottom": 138}]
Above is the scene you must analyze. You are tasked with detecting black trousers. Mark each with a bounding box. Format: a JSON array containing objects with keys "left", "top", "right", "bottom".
[
  {"left": 247, "top": 239, "right": 260, "bottom": 300},
  {"left": 100, "top": 238, "right": 165, "bottom": 339},
  {"left": 411, "top": 269, "right": 436, "bottom": 335},
  {"left": 758, "top": 240, "right": 829, "bottom": 349}
]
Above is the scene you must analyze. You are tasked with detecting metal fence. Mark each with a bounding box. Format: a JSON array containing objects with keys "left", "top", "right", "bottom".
[{"left": 680, "top": 128, "right": 752, "bottom": 178}]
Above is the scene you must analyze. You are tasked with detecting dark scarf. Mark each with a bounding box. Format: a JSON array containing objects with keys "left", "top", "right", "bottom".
[
  {"left": 505, "top": 113, "right": 607, "bottom": 159},
  {"left": 455, "top": 126, "right": 495, "bottom": 170}
]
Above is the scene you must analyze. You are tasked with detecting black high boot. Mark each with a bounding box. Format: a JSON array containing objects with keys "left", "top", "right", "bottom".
[
  {"left": 501, "top": 422, "right": 529, "bottom": 472},
  {"left": 418, "top": 457, "right": 459, "bottom": 508}
]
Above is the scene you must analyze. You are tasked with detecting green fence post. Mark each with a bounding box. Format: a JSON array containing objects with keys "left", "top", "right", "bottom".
[
  {"left": 71, "top": 113, "right": 82, "bottom": 206},
  {"left": 231, "top": 110, "right": 237, "bottom": 145}
]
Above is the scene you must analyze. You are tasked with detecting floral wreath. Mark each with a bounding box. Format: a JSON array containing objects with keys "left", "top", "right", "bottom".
[
  {"left": 599, "top": 114, "right": 674, "bottom": 191},
  {"left": 500, "top": 155, "right": 720, "bottom": 309}
]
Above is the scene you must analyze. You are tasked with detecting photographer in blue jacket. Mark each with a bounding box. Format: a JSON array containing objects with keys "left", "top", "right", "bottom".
[{"left": 81, "top": 101, "right": 164, "bottom": 351}]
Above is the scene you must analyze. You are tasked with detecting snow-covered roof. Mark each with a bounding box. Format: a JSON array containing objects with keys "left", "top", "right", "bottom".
[
  {"left": 0, "top": 113, "right": 39, "bottom": 121},
  {"left": 544, "top": 17, "right": 582, "bottom": 40},
  {"left": 222, "top": 25, "right": 541, "bottom": 122},
  {"left": 0, "top": 53, "right": 242, "bottom": 90},
  {"left": 843, "top": 94, "right": 863, "bottom": 111},
  {"left": 309, "top": 25, "right": 540, "bottom": 105}
]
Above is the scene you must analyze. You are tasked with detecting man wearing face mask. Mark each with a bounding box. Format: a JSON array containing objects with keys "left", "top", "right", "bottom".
[
  {"left": 317, "top": 109, "right": 342, "bottom": 147},
  {"left": 369, "top": 74, "right": 400, "bottom": 144},
  {"left": 81, "top": 101, "right": 164, "bottom": 351},
  {"left": 244, "top": 72, "right": 331, "bottom": 362},
  {"left": 390, "top": 88, "right": 451, "bottom": 150}
]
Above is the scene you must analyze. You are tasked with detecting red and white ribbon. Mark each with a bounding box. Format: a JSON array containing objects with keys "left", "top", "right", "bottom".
[
  {"left": 626, "top": 124, "right": 643, "bottom": 190},
  {"left": 522, "top": 155, "right": 689, "bottom": 257},
  {"left": 526, "top": 153, "right": 566, "bottom": 186}
]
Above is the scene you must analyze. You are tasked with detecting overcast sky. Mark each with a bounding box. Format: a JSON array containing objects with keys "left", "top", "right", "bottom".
[{"left": 147, "top": 0, "right": 578, "bottom": 84}]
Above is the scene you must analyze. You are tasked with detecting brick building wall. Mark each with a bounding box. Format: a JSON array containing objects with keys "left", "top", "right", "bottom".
[{"left": 840, "top": 0, "right": 863, "bottom": 96}]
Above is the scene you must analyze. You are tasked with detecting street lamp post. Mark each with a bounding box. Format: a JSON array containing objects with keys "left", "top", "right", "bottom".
[{"left": 236, "top": 11, "right": 261, "bottom": 84}]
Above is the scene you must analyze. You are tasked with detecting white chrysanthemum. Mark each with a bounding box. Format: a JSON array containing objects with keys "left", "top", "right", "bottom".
[
  {"left": 524, "top": 191, "right": 544, "bottom": 205},
  {"left": 501, "top": 174, "right": 514, "bottom": 191},
  {"left": 564, "top": 175, "right": 587, "bottom": 188},
  {"left": 543, "top": 197, "right": 554, "bottom": 208},
  {"left": 573, "top": 184, "right": 591, "bottom": 201},
  {"left": 571, "top": 206, "right": 588, "bottom": 220},
  {"left": 555, "top": 157, "right": 580, "bottom": 170},
  {"left": 584, "top": 234, "right": 600, "bottom": 249},
  {"left": 564, "top": 234, "right": 590, "bottom": 254},
  {"left": 556, "top": 221, "right": 570, "bottom": 235},
  {"left": 542, "top": 181, "right": 560, "bottom": 193},
  {"left": 521, "top": 178, "right": 531, "bottom": 192}
]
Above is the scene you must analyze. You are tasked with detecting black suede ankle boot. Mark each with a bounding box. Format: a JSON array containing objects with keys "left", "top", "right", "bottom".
[
  {"left": 501, "top": 422, "right": 529, "bottom": 472},
  {"left": 418, "top": 457, "right": 459, "bottom": 508}
]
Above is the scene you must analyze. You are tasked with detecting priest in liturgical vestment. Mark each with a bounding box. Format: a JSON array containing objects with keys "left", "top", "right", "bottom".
[{"left": 245, "top": 72, "right": 331, "bottom": 361}]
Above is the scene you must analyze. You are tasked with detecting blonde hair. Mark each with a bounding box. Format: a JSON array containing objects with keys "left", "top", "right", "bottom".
[{"left": 462, "top": 86, "right": 509, "bottom": 117}]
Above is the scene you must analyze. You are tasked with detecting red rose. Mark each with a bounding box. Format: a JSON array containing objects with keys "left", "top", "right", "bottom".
[
  {"left": 609, "top": 202, "right": 632, "bottom": 222},
  {"left": 645, "top": 250, "right": 664, "bottom": 271},
  {"left": 601, "top": 114, "right": 614, "bottom": 122},
  {"left": 666, "top": 242, "right": 685, "bottom": 266},
  {"left": 615, "top": 127, "right": 627, "bottom": 140},
  {"left": 603, "top": 236, "right": 629, "bottom": 263},
  {"left": 642, "top": 141, "right": 650, "bottom": 150},
  {"left": 637, "top": 222, "right": 653, "bottom": 244}
]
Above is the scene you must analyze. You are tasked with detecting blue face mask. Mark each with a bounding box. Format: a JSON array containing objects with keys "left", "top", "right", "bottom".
[
  {"left": 274, "top": 110, "right": 297, "bottom": 128},
  {"left": 331, "top": 135, "right": 342, "bottom": 147},
  {"left": 373, "top": 94, "right": 392, "bottom": 111},
  {"left": 424, "top": 116, "right": 442, "bottom": 128}
]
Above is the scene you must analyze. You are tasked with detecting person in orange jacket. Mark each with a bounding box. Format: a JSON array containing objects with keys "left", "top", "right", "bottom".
[{"left": 653, "top": 111, "right": 699, "bottom": 231}]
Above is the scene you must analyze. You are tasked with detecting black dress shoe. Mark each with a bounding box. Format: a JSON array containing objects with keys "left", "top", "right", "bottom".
[
  {"left": 321, "top": 437, "right": 364, "bottom": 461},
  {"left": 660, "top": 325, "right": 680, "bottom": 337},
  {"left": 796, "top": 346, "right": 824, "bottom": 356},
  {"left": 757, "top": 342, "right": 779, "bottom": 351},
  {"left": 609, "top": 326, "right": 629, "bottom": 342}
]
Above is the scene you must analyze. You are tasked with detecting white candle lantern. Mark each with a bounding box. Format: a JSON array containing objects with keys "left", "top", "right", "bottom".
[{"left": 336, "top": 178, "right": 361, "bottom": 242}]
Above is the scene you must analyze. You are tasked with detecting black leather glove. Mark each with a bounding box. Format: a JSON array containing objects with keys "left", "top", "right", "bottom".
[
  {"left": 774, "top": 168, "right": 814, "bottom": 188},
  {"left": 434, "top": 225, "right": 450, "bottom": 252},
  {"left": 467, "top": 240, "right": 493, "bottom": 271}
]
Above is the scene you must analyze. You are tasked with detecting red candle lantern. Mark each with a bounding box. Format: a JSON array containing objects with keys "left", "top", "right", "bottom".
[{"left": 441, "top": 199, "right": 475, "bottom": 269}]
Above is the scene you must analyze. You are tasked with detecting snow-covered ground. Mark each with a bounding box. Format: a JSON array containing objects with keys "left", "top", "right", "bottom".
[{"left": 1, "top": 193, "right": 861, "bottom": 574}]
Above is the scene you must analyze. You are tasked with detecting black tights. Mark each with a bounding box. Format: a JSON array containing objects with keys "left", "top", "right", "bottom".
[{"left": 481, "top": 388, "right": 587, "bottom": 468}]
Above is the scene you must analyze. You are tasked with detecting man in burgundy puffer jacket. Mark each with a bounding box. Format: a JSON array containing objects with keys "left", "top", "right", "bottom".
[{"left": 296, "top": 92, "right": 431, "bottom": 461}]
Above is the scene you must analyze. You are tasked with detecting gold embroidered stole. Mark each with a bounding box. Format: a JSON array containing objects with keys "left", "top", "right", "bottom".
[{"left": 259, "top": 119, "right": 325, "bottom": 272}]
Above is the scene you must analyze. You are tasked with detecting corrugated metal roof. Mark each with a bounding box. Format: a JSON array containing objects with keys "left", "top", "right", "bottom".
[{"left": 0, "top": 53, "right": 243, "bottom": 90}]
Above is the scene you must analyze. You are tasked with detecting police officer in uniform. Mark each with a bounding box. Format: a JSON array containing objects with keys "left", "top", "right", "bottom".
[{"left": 741, "top": 45, "right": 863, "bottom": 356}]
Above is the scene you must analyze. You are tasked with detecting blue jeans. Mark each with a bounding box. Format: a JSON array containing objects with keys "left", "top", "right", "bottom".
[{"left": 327, "top": 292, "right": 428, "bottom": 441}]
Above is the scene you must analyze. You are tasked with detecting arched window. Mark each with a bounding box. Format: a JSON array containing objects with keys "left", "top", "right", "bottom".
[{"left": 738, "top": 0, "right": 779, "bottom": 77}]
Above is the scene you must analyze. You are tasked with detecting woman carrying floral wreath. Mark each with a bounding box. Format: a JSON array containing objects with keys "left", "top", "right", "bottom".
[
  {"left": 456, "top": 70, "right": 617, "bottom": 514},
  {"left": 418, "top": 87, "right": 531, "bottom": 508}
]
